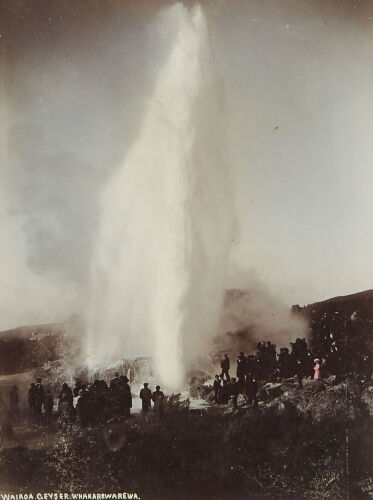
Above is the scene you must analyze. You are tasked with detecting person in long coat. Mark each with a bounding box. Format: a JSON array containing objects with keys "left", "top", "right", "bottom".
[
  {"left": 220, "top": 354, "right": 230, "bottom": 381},
  {"left": 119, "top": 376, "right": 132, "bottom": 416},
  {"left": 213, "top": 375, "right": 221, "bottom": 404},
  {"left": 152, "top": 386, "right": 165, "bottom": 415},
  {"left": 139, "top": 383, "right": 152, "bottom": 413}
]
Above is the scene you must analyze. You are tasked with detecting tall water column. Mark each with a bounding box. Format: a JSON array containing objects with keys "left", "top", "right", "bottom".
[{"left": 86, "top": 4, "right": 234, "bottom": 389}]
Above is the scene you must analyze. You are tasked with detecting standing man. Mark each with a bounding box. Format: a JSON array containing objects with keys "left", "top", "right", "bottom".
[
  {"left": 278, "top": 348, "right": 291, "bottom": 380},
  {"left": 152, "top": 386, "right": 165, "bottom": 416},
  {"left": 220, "top": 380, "right": 230, "bottom": 404},
  {"left": 119, "top": 375, "right": 132, "bottom": 417},
  {"left": 213, "top": 375, "right": 221, "bottom": 404},
  {"left": 230, "top": 378, "right": 239, "bottom": 409},
  {"left": 221, "top": 354, "right": 230, "bottom": 381},
  {"left": 139, "top": 383, "right": 152, "bottom": 413},
  {"left": 246, "top": 375, "right": 258, "bottom": 406},
  {"left": 110, "top": 372, "right": 120, "bottom": 390},
  {"left": 236, "top": 352, "right": 247, "bottom": 390}
]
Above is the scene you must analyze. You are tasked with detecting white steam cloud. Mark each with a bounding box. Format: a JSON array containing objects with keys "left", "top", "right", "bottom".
[
  {"left": 218, "top": 273, "right": 309, "bottom": 352},
  {"left": 0, "top": 71, "right": 79, "bottom": 330},
  {"left": 86, "top": 4, "right": 234, "bottom": 389}
]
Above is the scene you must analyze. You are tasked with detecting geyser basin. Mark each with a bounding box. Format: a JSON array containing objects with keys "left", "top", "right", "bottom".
[{"left": 86, "top": 3, "right": 234, "bottom": 389}]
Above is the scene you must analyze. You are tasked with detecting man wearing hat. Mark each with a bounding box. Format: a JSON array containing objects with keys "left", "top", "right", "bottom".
[
  {"left": 139, "top": 383, "right": 152, "bottom": 413},
  {"left": 213, "top": 375, "right": 221, "bottom": 404},
  {"left": 110, "top": 372, "right": 120, "bottom": 390},
  {"left": 119, "top": 375, "right": 132, "bottom": 416},
  {"left": 220, "top": 354, "right": 230, "bottom": 381},
  {"left": 236, "top": 352, "right": 247, "bottom": 389}
]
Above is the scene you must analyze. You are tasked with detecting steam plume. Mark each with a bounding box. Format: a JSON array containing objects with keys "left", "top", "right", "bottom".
[{"left": 86, "top": 3, "right": 234, "bottom": 389}]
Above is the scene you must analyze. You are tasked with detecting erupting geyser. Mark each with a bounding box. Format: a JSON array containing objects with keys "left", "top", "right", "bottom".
[{"left": 86, "top": 3, "right": 234, "bottom": 389}]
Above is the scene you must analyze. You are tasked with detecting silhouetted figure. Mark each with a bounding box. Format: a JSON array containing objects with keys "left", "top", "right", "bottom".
[
  {"left": 139, "top": 383, "right": 152, "bottom": 413},
  {"left": 152, "top": 386, "right": 165, "bottom": 415},
  {"left": 230, "top": 378, "right": 239, "bottom": 409},
  {"left": 246, "top": 355, "right": 258, "bottom": 379},
  {"left": 28, "top": 383, "right": 37, "bottom": 424},
  {"left": 9, "top": 386, "right": 19, "bottom": 423},
  {"left": 294, "top": 359, "right": 304, "bottom": 388},
  {"left": 291, "top": 338, "right": 309, "bottom": 359},
  {"left": 245, "top": 376, "right": 258, "bottom": 406},
  {"left": 278, "top": 348, "right": 292, "bottom": 379},
  {"left": 259, "top": 343, "right": 268, "bottom": 380},
  {"left": 221, "top": 354, "right": 230, "bottom": 381},
  {"left": 110, "top": 372, "right": 120, "bottom": 390},
  {"left": 213, "top": 375, "right": 221, "bottom": 404},
  {"left": 58, "top": 383, "right": 74, "bottom": 428},
  {"left": 119, "top": 375, "right": 132, "bottom": 416},
  {"left": 266, "top": 341, "right": 278, "bottom": 381},
  {"left": 35, "top": 378, "right": 44, "bottom": 423},
  {"left": 236, "top": 352, "right": 246, "bottom": 388},
  {"left": 219, "top": 380, "right": 230, "bottom": 404},
  {"left": 290, "top": 339, "right": 311, "bottom": 389},
  {"left": 44, "top": 389, "right": 54, "bottom": 425},
  {"left": 110, "top": 377, "right": 122, "bottom": 416},
  {"left": 267, "top": 341, "right": 276, "bottom": 356},
  {"left": 90, "top": 379, "right": 110, "bottom": 422},
  {"left": 99, "top": 380, "right": 112, "bottom": 422},
  {"left": 58, "top": 383, "right": 73, "bottom": 406}
]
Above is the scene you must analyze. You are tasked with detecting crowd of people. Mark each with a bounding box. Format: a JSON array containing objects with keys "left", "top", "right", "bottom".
[
  {"left": 213, "top": 338, "right": 321, "bottom": 408},
  {"left": 1, "top": 323, "right": 371, "bottom": 431},
  {"left": 22, "top": 374, "right": 167, "bottom": 428},
  {"left": 214, "top": 329, "right": 372, "bottom": 408},
  {"left": 222, "top": 338, "right": 321, "bottom": 384}
]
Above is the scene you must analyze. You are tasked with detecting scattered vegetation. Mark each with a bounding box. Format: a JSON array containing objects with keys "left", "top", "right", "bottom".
[{"left": 0, "top": 396, "right": 371, "bottom": 499}]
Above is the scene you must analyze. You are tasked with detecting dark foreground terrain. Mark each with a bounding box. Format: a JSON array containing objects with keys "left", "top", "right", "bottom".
[
  {"left": 1, "top": 289, "right": 373, "bottom": 499},
  {"left": 0, "top": 376, "right": 372, "bottom": 500}
]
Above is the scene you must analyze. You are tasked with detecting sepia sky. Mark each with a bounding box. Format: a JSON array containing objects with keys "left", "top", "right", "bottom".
[{"left": 0, "top": 0, "right": 373, "bottom": 329}]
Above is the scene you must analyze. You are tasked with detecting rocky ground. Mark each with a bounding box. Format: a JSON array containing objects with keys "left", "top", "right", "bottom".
[{"left": 240, "top": 376, "right": 372, "bottom": 421}]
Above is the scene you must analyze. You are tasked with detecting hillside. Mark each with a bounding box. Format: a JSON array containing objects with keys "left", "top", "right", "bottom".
[
  {"left": 294, "top": 289, "right": 373, "bottom": 321},
  {"left": 0, "top": 314, "right": 83, "bottom": 342},
  {"left": 0, "top": 315, "right": 82, "bottom": 375}
]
